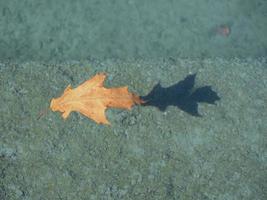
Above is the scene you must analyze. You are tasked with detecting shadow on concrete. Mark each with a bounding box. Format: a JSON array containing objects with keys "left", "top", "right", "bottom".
[{"left": 141, "top": 73, "right": 220, "bottom": 116}]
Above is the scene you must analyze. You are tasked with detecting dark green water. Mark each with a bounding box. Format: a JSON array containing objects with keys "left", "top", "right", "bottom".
[{"left": 1, "top": 0, "right": 266, "bottom": 61}]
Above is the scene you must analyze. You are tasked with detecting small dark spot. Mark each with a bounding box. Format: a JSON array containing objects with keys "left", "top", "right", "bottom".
[
  {"left": 168, "top": 57, "right": 176, "bottom": 64},
  {"left": 180, "top": 16, "right": 187, "bottom": 23}
]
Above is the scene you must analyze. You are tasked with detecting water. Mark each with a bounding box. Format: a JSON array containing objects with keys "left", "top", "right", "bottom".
[{"left": 0, "top": 1, "right": 266, "bottom": 199}]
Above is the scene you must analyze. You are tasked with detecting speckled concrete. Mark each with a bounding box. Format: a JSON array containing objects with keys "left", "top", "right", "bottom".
[
  {"left": 0, "top": 58, "right": 266, "bottom": 199},
  {"left": 0, "top": 0, "right": 267, "bottom": 61}
]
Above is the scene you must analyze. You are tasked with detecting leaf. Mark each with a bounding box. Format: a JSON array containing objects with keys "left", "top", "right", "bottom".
[{"left": 50, "top": 73, "right": 144, "bottom": 125}]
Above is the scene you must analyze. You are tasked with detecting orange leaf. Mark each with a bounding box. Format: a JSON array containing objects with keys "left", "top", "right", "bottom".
[{"left": 50, "top": 73, "right": 144, "bottom": 125}]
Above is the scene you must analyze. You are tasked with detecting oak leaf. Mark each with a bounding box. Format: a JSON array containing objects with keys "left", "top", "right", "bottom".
[{"left": 50, "top": 73, "right": 144, "bottom": 125}]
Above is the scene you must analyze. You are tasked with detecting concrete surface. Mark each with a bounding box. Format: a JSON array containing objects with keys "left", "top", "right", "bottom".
[{"left": 0, "top": 58, "right": 266, "bottom": 199}]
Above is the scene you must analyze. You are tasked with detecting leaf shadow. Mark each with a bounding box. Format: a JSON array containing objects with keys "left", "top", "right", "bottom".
[{"left": 140, "top": 73, "right": 220, "bottom": 116}]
